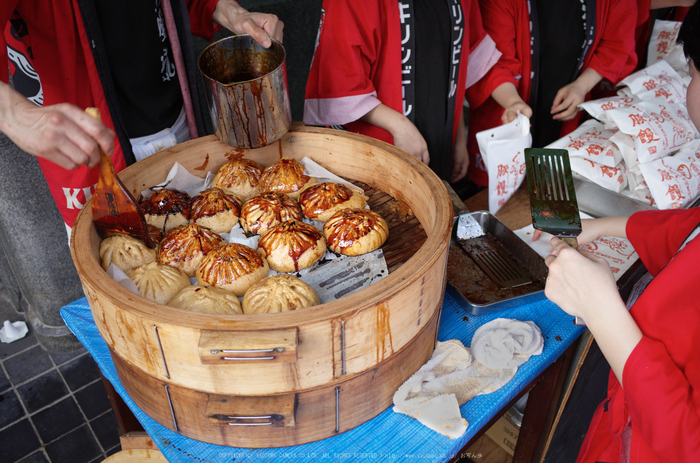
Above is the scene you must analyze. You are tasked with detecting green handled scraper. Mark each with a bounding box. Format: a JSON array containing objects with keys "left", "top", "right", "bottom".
[{"left": 525, "top": 148, "right": 582, "bottom": 249}]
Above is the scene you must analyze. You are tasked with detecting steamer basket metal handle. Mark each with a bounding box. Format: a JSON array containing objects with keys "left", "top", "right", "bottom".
[
  {"left": 210, "top": 347, "right": 285, "bottom": 361},
  {"left": 206, "top": 393, "right": 297, "bottom": 428},
  {"left": 199, "top": 328, "right": 298, "bottom": 364}
]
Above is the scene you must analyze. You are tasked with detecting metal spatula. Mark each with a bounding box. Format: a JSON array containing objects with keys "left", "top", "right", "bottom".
[
  {"left": 86, "top": 108, "right": 156, "bottom": 248},
  {"left": 525, "top": 148, "right": 585, "bottom": 326},
  {"left": 525, "top": 148, "right": 582, "bottom": 248}
]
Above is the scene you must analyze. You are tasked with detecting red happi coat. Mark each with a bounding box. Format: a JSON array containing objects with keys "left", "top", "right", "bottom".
[
  {"left": 0, "top": 0, "right": 220, "bottom": 227},
  {"left": 577, "top": 207, "right": 700, "bottom": 463},
  {"left": 304, "top": 0, "right": 500, "bottom": 153},
  {"left": 466, "top": 0, "right": 638, "bottom": 186},
  {"left": 634, "top": 0, "right": 688, "bottom": 72}
]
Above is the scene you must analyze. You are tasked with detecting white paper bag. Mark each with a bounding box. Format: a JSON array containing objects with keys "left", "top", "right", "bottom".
[
  {"left": 579, "top": 96, "right": 638, "bottom": 126},
  {"left": 545, "top": 119, "right": 622, "bottom": 167},
  {"left": 638, "top": 139, "right": 700, "bottom": 209},
  {"left": 646, "top": 19, "right": 683, "bottom": 69},
  {"left": 606, "top": 98, "right": 698, "bottom": 163},
  {"left": 610, "top": 131, "right": 638, "bottom": 169},
  {"left": 475, "top": 113, "right": 532, "bottom": 214},
  {"left": 620, "top": 60, "right": 686, "bottom": 104},
  {"left": 570, "top": 158, "right": 628, "bottom": 193}
]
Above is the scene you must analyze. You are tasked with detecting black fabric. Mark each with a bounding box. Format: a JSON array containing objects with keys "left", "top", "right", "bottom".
[
  {"left": 413, "top": 0, "right": 452, "bottom": 180},
  {"left": 542, "top": 339, "right": 610, "bottom": 463},
  {"left": 531, "top": 0, "right": 585, "bottom": 148},
  {"left": 75, "top": 0, "right": 136, "bottom": 164},
  {"left": 93, "top": 0, "right": 182, "bottom": 138}
]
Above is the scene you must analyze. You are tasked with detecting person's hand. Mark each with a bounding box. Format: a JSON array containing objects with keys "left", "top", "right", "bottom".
[
  {"left": 501, "top": 101, "right": 532, "bottom": 124},
  {"left": 213, "top": 0, "right": 284, "bottom": 47},
  {"left": 551, "top": 68, "right": 603, "bottom": 121},
  {"left": 359, "top": 104, "right": 429, "bottom": 163},
  {"left": 550, "top": 82, "right": 586, "bottom": 121},
  {"left": 0, "top": 83, "right": 112, "bottom": 170},
  {"left": 391, "top": 117, "right": 430, "bottom": 165},
  {"left": 450, "top": 142, "right": 468, "bottom": 182},
  {"left": 543, "top": 236, "right": 622, "bottom": 322},
  {"left": 533, "top": 216, "right": 629, "bottom": 245},
  {"left": 490, "top": 82, "right": 532, "bottom": 124},
  {"left": 532, "top": 219, "right": 600, "bottom": 245}
]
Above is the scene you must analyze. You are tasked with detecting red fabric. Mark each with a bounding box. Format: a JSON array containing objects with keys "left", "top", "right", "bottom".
[
  {"left": 577, "top": 207, "right": 700, "bottom": 463},
  {"left": 304, "top": 0, "right": 488, "bottom": 151},
  {"left": 1, "top": 0, "right": 220, "bottom": 227},
  {"left": 466, "top": 0, "right": 638, "bottom": 186}
]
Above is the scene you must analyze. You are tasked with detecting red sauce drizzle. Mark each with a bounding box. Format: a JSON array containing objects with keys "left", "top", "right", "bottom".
[{"left": 259, "top": 220, "right": 324, "bottom": 271}]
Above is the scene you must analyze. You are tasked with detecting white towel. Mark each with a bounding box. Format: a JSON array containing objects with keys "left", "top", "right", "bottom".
[
  {"left": 393, "top": 340, "right": 516, "bottom": 439},
  {"left": 470, "top": 318, "right": 544, "bottom": 370}
]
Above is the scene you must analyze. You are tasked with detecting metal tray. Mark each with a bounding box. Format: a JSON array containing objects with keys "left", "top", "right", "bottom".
[{"left": 446, "top": 211, "right": 548, "bottom": 315}]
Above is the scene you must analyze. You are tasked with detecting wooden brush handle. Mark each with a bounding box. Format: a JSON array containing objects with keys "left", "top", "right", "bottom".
[
  {"left": 561, "top": 236, "right": 579, "bottom": 249},
  {"left": 85, "top": 107, "right": 101, "bottom": 120},
  {"left": 84, "top": 107, "right": 114, "bottom": 177}
]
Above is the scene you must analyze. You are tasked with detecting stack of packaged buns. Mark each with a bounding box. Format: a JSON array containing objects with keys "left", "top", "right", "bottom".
[{"left": 548, "top": 54, "right": 700, "bottom": 210}]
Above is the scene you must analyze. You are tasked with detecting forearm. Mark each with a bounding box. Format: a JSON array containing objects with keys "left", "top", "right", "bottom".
[
  {"left": 0, "top": 81, "right": 109, "bottom": 169},
  {"left": 572, "top": 67, "right": 604, "bottom": 96},
  {"left": 362, "top": 104, "right": 429, "bottom": 164},
  {"left": 649, "top": 0, "right": 696, "bottom": 8},
  {"left": 0, "top": 81, "right": 35, "bottom": 137},
  {"left": 360, "top": 103, "right": 406, "bottom": 137},
  {"left": 585, "top": 216, "right": 629, "bottom": 241},
  {"left": 585, "top": 301, "right": 642, "bottom": 387},
  {"left": 490, "top": 82, "right": 524, "bottom": 109},
  {"left": 454, "top": 110, "right": 466, "bottom": 147},
  {"left": 212, "top": 0, "right": 247, "bottom": 28},
  {"left": 450, "top": 110, "right": 468, "bottom": 182},
  {"left": 490, "top": 82, "right": 532, "bottom": 123}
]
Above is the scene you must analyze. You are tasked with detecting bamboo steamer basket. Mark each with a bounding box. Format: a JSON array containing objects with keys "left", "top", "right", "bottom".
[{"left": 70, "top": 124, "right": 453, "bottom": 447}]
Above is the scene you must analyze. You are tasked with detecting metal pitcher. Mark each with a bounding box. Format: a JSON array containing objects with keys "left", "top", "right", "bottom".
[{"left": 198, "top": 35, "right": 291, "bottom": 149}]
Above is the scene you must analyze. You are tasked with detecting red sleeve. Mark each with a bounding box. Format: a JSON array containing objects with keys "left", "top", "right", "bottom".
[
  {"left": 305, "top": 0, "right": 380, "bottom": 100},
  {"left": 587, "top": 0, "right": 638, "bottom": 85},
  {"left": 303, "top": 0, "right": 386, "bottom": 126},
  {"left": 466, "top": 0, "right": 486, "bottom": 49},
  {"left": 466, "top": 0, "right": 521, "bottom": 108},
  {"left": 622, "top": 208, "right": 700, "bottom": 461},
  {"left": 0, "top": 2, "right": 20, "bottom": 83},
  {"left": 624, "top": 335, "right": 700, "bottom": 461},
  {"left": 626, "top": 208, "right": 700, "bottom": 275},
  {"left": 636, "top": 0, "right": 651, "bottom": 27},
  {"left": 186, "top": 0, "right": 223, "bottom": 41}
]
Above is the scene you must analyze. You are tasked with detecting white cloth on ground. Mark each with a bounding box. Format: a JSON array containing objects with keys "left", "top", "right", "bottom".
[{"left": 470, "top": 318, "right": 544, "bottom": 370}]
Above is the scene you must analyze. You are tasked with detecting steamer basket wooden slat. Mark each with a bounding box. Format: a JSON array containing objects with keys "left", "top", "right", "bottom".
[
  {"left": 110, "top": 302, "right": 441, "bottom": 447},
  {"left": 70, "top": 125, "right": 453, "bottom": 446}
]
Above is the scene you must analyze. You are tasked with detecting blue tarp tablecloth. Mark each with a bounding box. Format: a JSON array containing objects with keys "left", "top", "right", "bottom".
[{"left": 60, "top": 288, "right": 583, "bottom": 463}]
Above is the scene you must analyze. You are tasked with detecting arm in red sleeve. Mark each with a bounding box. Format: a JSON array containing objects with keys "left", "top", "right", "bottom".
[
  {"left": 186, "top": 0, "right": 223, "bottom": 41},
  {"left": 624, "top": 334, "right": 700, "bottom": 462},
  {"left": 466, "top": 0, "right": 522, "bottom": 108},
  {"left": 586, "top": 0, "right": 638, "bottom": 85},
  {"left": 626, "top": 208, "right": 700, "bottom": 275},
  {"left": 303, "top": 0, "right": 384, "bottom": 127},
  {"left": 621, "top": 208, "right": 700, "bottom": 461}
]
